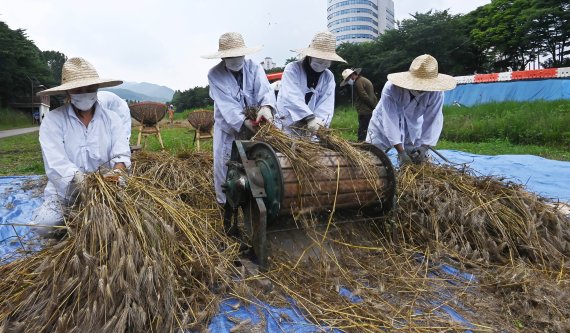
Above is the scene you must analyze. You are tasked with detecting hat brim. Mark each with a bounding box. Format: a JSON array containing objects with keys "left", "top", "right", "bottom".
[
  {"left": 387, "top": 72, "right": 457, "bottom": 92},
  {"left": 37, "top": 78, "right": 123, "bottom": 96},
  {"left": 292, "top": 48, "right": 347, "bottom": 63},
  {"left": 201, "top": 46, "right": 262, "bottom": 59},
  {"left": 340, "top": 68, "right": 362, "bottom": 87}
]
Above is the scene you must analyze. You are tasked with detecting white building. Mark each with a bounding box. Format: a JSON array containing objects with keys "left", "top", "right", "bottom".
[
  {"left": 261, "top": 57, "right": 277, "bottom": 70},
  {"left": 327, "top": 0, "right": 395, "bottom": 44}
]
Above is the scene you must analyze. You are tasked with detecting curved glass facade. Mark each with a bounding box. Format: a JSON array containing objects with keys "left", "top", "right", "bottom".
[
  {"left": 327, "top": 16, "right": 378, "bottom": 28},
  {"left": 331, "top": 25, "right": 379, "bottom": 34},
  {"left": 327, "top": 0, "right": 395, "bottom": 44}
]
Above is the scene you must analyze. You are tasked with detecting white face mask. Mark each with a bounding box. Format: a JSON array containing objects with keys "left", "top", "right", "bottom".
[
  {"left": 70, "top": 92, "right": 98, "bottom": 111},
  {"left": 224, "top": 56, "right": 245, "bottom": 72},
  {"left": 310, "top": 58, "right": 332, "bottom": 73},
  {"left": 347, "top": 79, "right": 355, "bottom": 86}
]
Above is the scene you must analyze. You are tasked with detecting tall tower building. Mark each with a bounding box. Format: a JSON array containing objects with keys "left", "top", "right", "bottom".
[{"left": 327, "top": 0, "right": 395, "bottom": 44}]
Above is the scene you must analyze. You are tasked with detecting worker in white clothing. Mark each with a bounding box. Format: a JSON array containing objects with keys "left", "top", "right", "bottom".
[
  {"left": 31, "top": 57, "right": 131, "bottom": 237},
  {"left": 202, "top": 32, "right": 276, "bottom": 223},
  {"left": 97, "top": 90, "right": 131, "bottom": 143},
  {"left": 366, "top": 54, "right": 457, "bottom": 166},
  {"left": 277, "top": 31, "right": 346, "bottom": 136}
]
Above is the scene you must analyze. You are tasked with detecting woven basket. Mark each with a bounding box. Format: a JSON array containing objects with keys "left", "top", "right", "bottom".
[
  {"left": 187, "top": 110, "right": 214, "bottom": 132},
  {"left": 129, "top": 102, "right": 167, "bottom": 126}
]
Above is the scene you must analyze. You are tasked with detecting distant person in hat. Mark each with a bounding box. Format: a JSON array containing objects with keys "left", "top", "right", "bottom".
[
  {"left": 277, "top": 31, "right": 346, "bottom": 136},
  {"left": 366, "top": 54, "right": 457, "bottom": 166},
  {"left": 167, "top": 104, "right": 175, "bottom": 126},
  {"left": 340, "top": 68, "right": 377, "bottom": 142},
  {"left": 202, "top": 32, "right": 276, "bottom": 210},
  {"left": 30, "top": 57, "right": 131, "bottom": 237}
]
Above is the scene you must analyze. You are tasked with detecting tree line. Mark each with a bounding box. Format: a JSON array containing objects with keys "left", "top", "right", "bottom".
[{"left": 1, "top": 0, "right": 568, "bottom": 110}]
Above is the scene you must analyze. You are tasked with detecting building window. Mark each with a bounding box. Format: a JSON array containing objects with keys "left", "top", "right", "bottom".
[
  {"left": 332, "top": 25, "right": 379, "bottom": 34},
  {"left": 327, "top": 8, "right": 378, "bottom": 20},
  {"left": 336, "top": 33, "right": 377, "bottom": 41},
  {"left": 327, "top": 16, "right": 378, "bottom": 28},
  {"left": 327, "top": 0, "right": 379, "bottom": 12}
]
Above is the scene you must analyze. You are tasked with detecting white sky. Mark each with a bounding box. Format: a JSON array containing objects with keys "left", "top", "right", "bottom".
[{"left": 1, "top": 0, "right": 490, "bottom": 91}]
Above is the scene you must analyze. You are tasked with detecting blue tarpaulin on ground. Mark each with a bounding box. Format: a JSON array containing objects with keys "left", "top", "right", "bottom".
[
  {"left": 443, "top": 79, "right": 570, "bottom": 106},
  {"left": 1, "top": 152, "right": 569, "bottom": 332}
]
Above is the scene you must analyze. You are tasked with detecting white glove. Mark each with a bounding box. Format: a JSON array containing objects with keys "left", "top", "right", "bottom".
[
  {"left": 103, "top": 169, "right": 128, "bottom": 188},
  {"left": 72, "top": 171, "right": 85, "bottom": 184},
  {"left": 256, "top": 106, "right": 274, "bottom": 124},
  {"left": 397, "top": 151, "right": 413, "bottom": 166},
  {"left": 243, "top": 119, "right": 258, "bottom": 133},
  {"left": 306, "top": 117, "right": 325, "bottom": 133}
]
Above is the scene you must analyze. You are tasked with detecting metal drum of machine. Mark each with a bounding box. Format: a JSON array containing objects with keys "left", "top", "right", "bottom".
[{"left": 224, "top": 140, "right": 397, "bottom": 269}]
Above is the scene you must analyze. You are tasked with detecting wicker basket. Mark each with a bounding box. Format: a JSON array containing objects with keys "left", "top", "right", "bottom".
[
  {"left": 129, "top": 102, "right": 167, "bottom": 126},
  {"left": 187, "top": 110, "right": 214, "bottom": 132}
]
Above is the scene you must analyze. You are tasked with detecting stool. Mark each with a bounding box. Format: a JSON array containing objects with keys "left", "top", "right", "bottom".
[{"left": 136, "top": 124, "right": 165, "bottom": 150}]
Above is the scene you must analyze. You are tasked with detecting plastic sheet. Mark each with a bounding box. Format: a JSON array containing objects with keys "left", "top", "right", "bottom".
[
  {"left": 2, "top": 150, "right": 569, "bottom": 331},
  {"left": 444, "top": 79, "right": 570, "bottom": 107}
]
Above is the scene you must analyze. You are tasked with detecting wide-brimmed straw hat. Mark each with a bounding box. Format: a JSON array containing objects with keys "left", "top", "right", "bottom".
[
  {"left": 37, "top": 57, "right": 122, "bottom": 96},
  {"left": 292, "top": 31, "right": 346, "bottom": 63},
  {"left": 202, "top": 32, "right": 262, "bottom": 59},
  {"left": 387, "top": 54, "right": 456, "bottom": 91},
  {"left": 340, "top": 68, "right": 362, "bottom": 86}
]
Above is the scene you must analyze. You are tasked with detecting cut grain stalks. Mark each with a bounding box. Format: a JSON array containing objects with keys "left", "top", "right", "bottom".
[
  {"left": 0, "top": 173, "right": 241, "bottom": 332},
  {"left": 394, "top": 163, "right": 570, "bottom": 269}
]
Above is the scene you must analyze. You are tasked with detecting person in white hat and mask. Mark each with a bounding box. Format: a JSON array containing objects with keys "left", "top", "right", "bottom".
[
  {"left": 340, "top": 68, "right": 377, "bottom": 142},
  {"left": 366, "top": 54, "right": 457, "bottom": 166},
  {"left": 277, "top": 31, "right": 346, "bottom": 136},
  {"left": 202, "top": 32, "right": 276, "bottom": 210},
  {"left": 31, "top": 57, "right": 131, "bottom": 237}
]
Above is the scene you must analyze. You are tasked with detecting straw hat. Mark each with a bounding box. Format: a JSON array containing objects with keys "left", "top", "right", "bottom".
[
  {"left": 340, "top": 68, "right": 362, "bottom": 86},
  {"left": 202, "top": 32, "right": 262, "bottom": 59},
  {"left": 387, "top": 54, "right": 456, "bottom": 91},
  {"left": 37, "top": 57, "right": 122, "bottom": 96},
  {"left": 292, "top": 31, "right": 346, "bottom": 63}
]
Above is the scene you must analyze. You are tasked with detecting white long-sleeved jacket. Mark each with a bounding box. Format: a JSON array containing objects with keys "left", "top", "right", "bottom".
[
  {"left": 39, "top": 102, "right": 131, "bottom": 200},
  {"left": 208, "top": 58, "right": 276, "bottom": 204},
  {"left": 366, "top": 82, "right": 444, "bottom": 150},
  {"left": 276, "top": 60, "right": 336, "bottom": 133},
  {"left": 97, "top": 91, "right": 132, "bottom": 143}
]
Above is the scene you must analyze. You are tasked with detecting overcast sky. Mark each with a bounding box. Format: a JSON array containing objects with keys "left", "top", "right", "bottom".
[{"left": 1, "top": 0, "right": 490, "bottom": 91}]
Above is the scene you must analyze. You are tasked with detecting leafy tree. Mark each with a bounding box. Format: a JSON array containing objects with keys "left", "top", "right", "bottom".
[
  {"left": 171, "top": 86, "right": 213, "bottom": 112},
  {"left": 41, "top": 50, "right": 67, "bottom": 86},
  {"left": 0, "top": 21, "right": 51, "bottom": 106}
]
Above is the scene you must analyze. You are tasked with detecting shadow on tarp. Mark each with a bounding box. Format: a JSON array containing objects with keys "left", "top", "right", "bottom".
[{"left": 443, "top": 79, "right": 570, "bottom": 107}]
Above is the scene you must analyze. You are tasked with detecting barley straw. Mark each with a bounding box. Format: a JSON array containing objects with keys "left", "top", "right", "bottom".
[{"left": 1, "top": 137, "right": 570, "bottom": 331}]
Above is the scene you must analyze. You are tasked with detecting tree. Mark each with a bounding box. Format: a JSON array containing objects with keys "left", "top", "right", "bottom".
[
  {"left": 0, "top": 21, "right": 52, "bottom": 106},
  {"left": 171, "top": 86, "right": 213, "bottom": 111},
  {"left": 41, "top": 51, "right": 67, "bottom": 86}
]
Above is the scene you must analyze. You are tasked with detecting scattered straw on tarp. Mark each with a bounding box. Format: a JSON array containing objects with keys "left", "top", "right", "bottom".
[
  {"left": 394, "top": 163, "right": 570, "bottom": 268},
  {"left": 2, "top": 136, "right": 570, "bottom": 332},
  {"left": 0, "top": 173, "right": 240, "bottom": 332}
]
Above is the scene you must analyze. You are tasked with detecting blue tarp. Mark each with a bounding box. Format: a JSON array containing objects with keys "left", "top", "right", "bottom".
[
  {"left": 444, "top": 79, "right": 570, "bottom": 107},
  {"left": 2, "top": 151, "right": 569, "bottom": 332}
]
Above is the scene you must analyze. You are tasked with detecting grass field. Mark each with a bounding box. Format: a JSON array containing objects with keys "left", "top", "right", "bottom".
[
  {"left": 1, "top": 100, "right": 569, "bottom": 175},
  {"left": 0, "top": 107, "right": 36, "bottom": 130}
]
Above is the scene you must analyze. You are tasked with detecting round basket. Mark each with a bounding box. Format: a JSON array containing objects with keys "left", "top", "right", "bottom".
[
  {"left": 129, "top": 102, "right": 167, "bottom": 126},
  {"left": 187, "top": 110, "right": 214, "bottom": 132}
]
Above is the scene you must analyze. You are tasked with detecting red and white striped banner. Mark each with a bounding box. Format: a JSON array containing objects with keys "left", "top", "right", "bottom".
[{"left": 455, "top": 67, "right": 569, "bottom": 85}]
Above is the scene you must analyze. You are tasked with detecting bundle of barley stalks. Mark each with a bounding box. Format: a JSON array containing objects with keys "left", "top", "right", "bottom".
[
  {"left": 1, "top": 129, "right": 570, "bottom": 332},
  {"left": 0, "top": 173, "right": 240, "bottom": 332}
]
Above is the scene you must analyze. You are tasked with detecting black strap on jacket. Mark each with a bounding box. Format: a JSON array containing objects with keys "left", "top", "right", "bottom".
[{"left": 302, "top": 57, "right": 323, "bottom": 105}]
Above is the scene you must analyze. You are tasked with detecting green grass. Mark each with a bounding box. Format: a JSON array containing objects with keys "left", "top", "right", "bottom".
[
  {"left": 442, "top": 100, "right": 570, "bottom": 147},
  {"left": 2, "top": 100, "right": 570, "bottom": 176},
  {"left": 0, "top": 132, "right": 44, "bottom": 175},
  {"left": 0, "top": 107, "right": 36, "bottom": 130},
  {"left": 131, "top": 127, "right": 211, "bottom": 153},
  {"left": 173, "top": 106, "right": 214, "bottom": 121}
]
